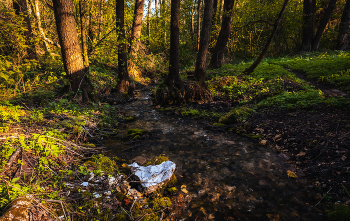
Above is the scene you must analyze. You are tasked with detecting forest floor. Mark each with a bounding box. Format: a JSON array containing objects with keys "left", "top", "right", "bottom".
[{"left": 0, "top": 51, "right": 350, "bottom": 220}]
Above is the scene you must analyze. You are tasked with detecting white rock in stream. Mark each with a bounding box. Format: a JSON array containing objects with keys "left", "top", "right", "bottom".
[{"left": 129, "top": 161, "right": 176, "bottom": 193}]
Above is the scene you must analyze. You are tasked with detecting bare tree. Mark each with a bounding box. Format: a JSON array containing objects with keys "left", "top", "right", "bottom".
[
  {"left": 80, "top": 0, "right": 89, "bottom": 66},
  {"left": 302, "top": 0, "right": 314, "bottom": 51}
]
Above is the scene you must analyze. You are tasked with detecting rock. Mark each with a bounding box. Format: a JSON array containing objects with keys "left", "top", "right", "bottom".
[
  {"left": 129, "top": 161, "right": 176, "bottom": 193},
  {"left": 0, "top": 197, "right": 31, "bottom": 221},
  {"left": 259, "top": 140, "right": 267, "bottom": 145}
]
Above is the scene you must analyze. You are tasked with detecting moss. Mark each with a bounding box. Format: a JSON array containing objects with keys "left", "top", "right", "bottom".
[
  {"left": 83, "top": 143, "right": 96, "bottom": 148},
  {"left": 167, "top": 187, "right": 177, "bottom": 193},
  {"left": 166, "top": 174, "right": 177, "bottom": 187},
  {"left": 213, "top": 123, "right": 225, "bottom": 127},
  {"left": 144, "top": 155, "right": 169, "bottom": 166},
  {"left": 152, "top": 197, "right": 172, "bottom": 210},
  {"left": 327, "top": 204, "right": 350, "bottom": 221},
  {"left": 219, "top": 107, "right": 253, "bottom": 124},
  {"left": 248, "top": 134, "right": 263, "bottom": 139},
  {"left": 125, "top": 116, "right": 134, "bottom": 121}
]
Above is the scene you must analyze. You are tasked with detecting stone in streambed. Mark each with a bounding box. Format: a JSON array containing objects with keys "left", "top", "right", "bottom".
[
  {"left": 0, "top": 197, "right": 31, "bottom": 221},
  {"left": 129, "top": 161, "right": 176, "bottom": 193}
]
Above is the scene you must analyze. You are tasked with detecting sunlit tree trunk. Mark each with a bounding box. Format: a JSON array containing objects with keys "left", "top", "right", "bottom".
[
  {"left": 80, "top": 0, "right": 89, "bottom": 66},
  {"left": 52, "top": 0, "right": 95, "bottom": 101},
  {"left": 191, "top": 0, "right": 194, "bottom": 45},
  {"left": 312, "top": 0, "right": 337, "bottom": 51},
  {"left": 337, "top": 0, "right": 350, "bottom": 50},
  {"left": 243, "top": 0, "right": 289, "bottom": 75},
  {"left": 31, "top": 0, "right": 52, "bottom": 54},
  {"left": 129, "top": 0, "right": 145, "bottom": 54},
  {"left": 194, "top": 0, "right": 214, "bottom": 86},
  {"left": 116, "top": 0, "right": 132, "bottom": 94},
  {"left": 302, "top": 0, "right": 314, "bottom": 51},
  {"left": 209, "top": 0, "right": 234, "bottom": 69},
  {"left": 13, "top": 0, "right": 37, "bottom": 59}
]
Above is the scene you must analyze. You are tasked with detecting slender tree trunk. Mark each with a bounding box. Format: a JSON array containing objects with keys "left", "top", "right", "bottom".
[
  {"left": 191, "top": 0, "right": 194, "bottom": 45},
  {"left": 302, "top": 0, "right": 314, "bottom": 51},
  {"left": 194, "top": 0, "right": 214, "bottom": 86},
  {"left": 88, "top": 5, "right": 94, "bottom": 53},
  {"left": 337, "top": 0, "right": 350, "bottom": 50},
  {"left": 13, "top": 0, "right": 37, "bottom": 59},
  {"left": 243, "top": 0, "right": 289, "bottom": 75},
  {"left": 80, "top": 0, "right": 89, "bottom": 66},
  {"left": 312, "top": 0, "right": 337, "bottom": 51},
  {"left": 116, "top": 0, "right": 132, "bottom": 94},
  {"left": 129, "top": 0, "right": 145, "bottom": 54},
  {"left": 196, "top": 0, "right": 202, "bottom": 51},
  {"left": 219, "top": 0, "right": 224, "bottom": 21},
  {"left": 52, "top": 0, "right": 95, "bottom": 101},
  {"left": 209, "top": 0, "right": 234, "bottom": 69},
  {"left": 155, "top": 0, "right": 158, "bottom": 17},
  {"left": 32, "top": 0, "right": 52, "bottom": 54}
]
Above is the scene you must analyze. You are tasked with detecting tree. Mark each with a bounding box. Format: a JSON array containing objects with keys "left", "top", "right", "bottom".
[
  {"left": 129, "top": 0, "right": 145, "bottom": 55},
  {"left": 196, "top": 0, "right": 202, "bottom": 51},
  {"left": 243, "top": 0, "right": 289, "bottom": 74},
  {"left": 194, "top": 0, "right": 214, "bottom": 86},
  {"left": 302, "top": 0, "right": 314, "bottom": 51},
  {"left": 116, "top": 0, "right": 133, "bottom": 94},
  {"left": 312, "top": 0, "right": 337, "bottom": 51},
  {"left": 52, "top": 0, "right": 95, "bottom": 101},
  {"left": 337, "top": 0, "right": 350, "bottom": 50},
  {"left": 13, "top": 0, "right": 37, "bottom": 59},
  {"left": 209, "top": 0, "right": 234, "bottom": 69},
  {"left": 80, "top": 0, "right": 89, "bottom": 66}
]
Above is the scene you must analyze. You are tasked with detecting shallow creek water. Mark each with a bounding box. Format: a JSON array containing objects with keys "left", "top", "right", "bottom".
[{"left": 104, "top": 87, "right": 325, "bottom": 221}]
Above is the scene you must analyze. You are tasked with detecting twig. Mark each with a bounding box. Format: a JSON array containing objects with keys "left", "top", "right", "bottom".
[{"left": 315, "top": 187, "right": 332, "bottom": 207}]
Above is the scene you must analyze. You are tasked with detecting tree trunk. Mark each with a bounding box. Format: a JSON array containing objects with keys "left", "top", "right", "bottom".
[
  {"left": 243, "top": 0, "right": 289, "bottom": 75},
  {"left": 129, "top": 0, "right": 145, "bottom": 55},
  {"left": 196, "top": 0, "right": 202, "bottom": 51},
  {"left": 80, "top": 0, "right": 89, "bottom": 66},
  {"left": 312, "top": 0, "right": 337, "bottom": 51},
  {"left": 147, "top": 0, "right": 151, "bottom": 42},
  {"left": 209, "top": 0, "right": 234, "bottom": 69},
  {"left": 116, "top": 0, "right": 132, "bottom": 94},
  {"left": 191, "top": 0, "right": 194, "bottom": 45},
  {"left": 52, "top": 0, "right": 94, "bottom": 101},
  {"left": 302, "top": 0, "right": 314, "bottom": 51},
  {"left": 194, "top": 0, "right": 214, "bottom": 86},
  {"left": 337, "top": 0, "right": 350, "bottom": 50},
  {"left": 13, "top": 0, "right": 37, "bottom": 59},
  {"left": 32, "top": 0, "right": 52, "bottom": 54},
  {"left": 166, "top": 0, "right": 181, "bottom": 88}
]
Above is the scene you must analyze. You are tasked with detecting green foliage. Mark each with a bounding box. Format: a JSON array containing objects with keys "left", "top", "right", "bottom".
[
  {"left": 327, "top": 204, "right": 350, "bottom": 221},
  {"left": 219, "top": 106, "right": 254, "bottom": 124}
]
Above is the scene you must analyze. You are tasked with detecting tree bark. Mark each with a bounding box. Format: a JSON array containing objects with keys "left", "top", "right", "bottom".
[
  {"left": 312, "top": 0, "right": 337, "bottom": 51},
  {"left": 196, "top": 0, "right": 202, "bottom": 51},
  {"left": 302, "top": 0, "right": 314, "bottom": 51},
  {"left": 52, "top": 0, "right": 94, "bottom": 101},
  {"left": 337, "top": 0, "right": 350, "bottom": 50},
  {"left": 166, "top": 0, "right": 182, "bottom": 88},
  {"left": 13, "top": 0, "right": 37, "bottom": 59},
  {"left": 129, "top": 0, "right": 145, "bottom": 54},
  {"left": 80, "top": 0, "right": 89, "bottom": 66},
  {"left": 209, "top": 0, "right": 234, "bottom": 69},
  {"left": 116, "top": 0, "right": 132, "bottom": 94},
  {"left": 243, "top": 0, "right": 289, "bottom": 75},
  {"left": 194, "top": 0, "right": 214, "bottom": 86}
]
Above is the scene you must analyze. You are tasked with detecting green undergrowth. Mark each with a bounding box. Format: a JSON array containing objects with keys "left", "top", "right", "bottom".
[{"left": 269, "top": 51, "right": 350, "bottom": 93}]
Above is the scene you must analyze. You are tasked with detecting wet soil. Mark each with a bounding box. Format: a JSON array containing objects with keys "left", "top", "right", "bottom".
[{"left": 104, "top": 86, "right": 326, "bottom": 221}]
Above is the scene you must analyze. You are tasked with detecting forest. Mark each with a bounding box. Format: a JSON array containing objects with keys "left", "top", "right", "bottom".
[{"left": 0, "top": 0, "right": 350, "bottom": 219}]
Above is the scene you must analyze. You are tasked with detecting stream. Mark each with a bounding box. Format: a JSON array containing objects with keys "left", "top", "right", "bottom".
[{"left": 104, "top": 86, "right": 325, "bottom": 221}]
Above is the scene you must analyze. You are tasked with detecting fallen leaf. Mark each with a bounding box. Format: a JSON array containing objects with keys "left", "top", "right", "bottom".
[{"left": 287, "top": 170, "right": 297, "bottom": 178}]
